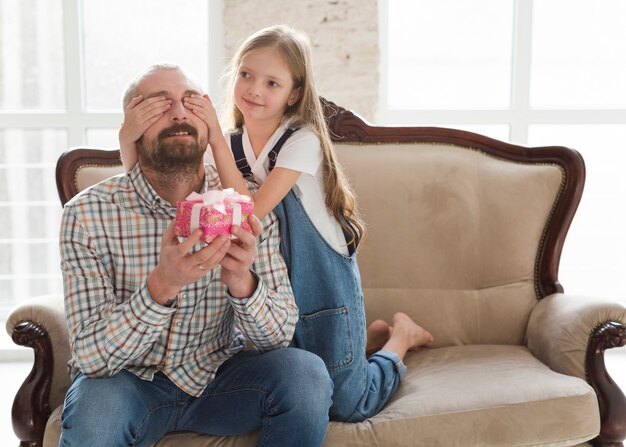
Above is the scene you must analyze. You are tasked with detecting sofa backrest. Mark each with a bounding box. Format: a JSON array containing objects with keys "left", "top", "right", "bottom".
[
  {"left": 56, "top": 147, "right": 123, "bottom": 205},
  {"left": 55, "top": 101, "right": 585, "bottom": 348},
  {"left": 325, "top": 100, "right": 585, "bottom": 348}
]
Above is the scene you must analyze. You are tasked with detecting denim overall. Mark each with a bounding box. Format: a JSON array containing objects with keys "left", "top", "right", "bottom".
[{"left": 231, "top": 130, "right": 406, "bottom": 422}]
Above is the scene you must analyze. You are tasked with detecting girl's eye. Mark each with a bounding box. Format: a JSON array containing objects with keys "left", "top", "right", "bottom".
[
  {"left": 240, "top": 71, "right": 250, "bottom": 79},
  {"left": 269, "top": 81, "right": 279, "bottom": 88}
]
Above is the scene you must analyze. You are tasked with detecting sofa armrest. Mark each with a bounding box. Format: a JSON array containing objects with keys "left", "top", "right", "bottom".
[
  {"left": 5, "top": 294, "right": 71, "bottom": 447},
  {"left": 526, "top": 293, "right": 625, "bottom": 378},
  {"left": 526, "top": 293, "right": 626, "bottom": 447}
]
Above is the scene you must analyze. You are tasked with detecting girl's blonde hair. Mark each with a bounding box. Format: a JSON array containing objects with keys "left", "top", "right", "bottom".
[{"left": 221, "top": 25, "right": 365, "bottom": 248}]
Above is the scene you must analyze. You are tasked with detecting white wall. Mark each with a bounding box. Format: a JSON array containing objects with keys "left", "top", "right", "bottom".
[{"left": 223, "top": 0, "right": 379, "bottom": 121}]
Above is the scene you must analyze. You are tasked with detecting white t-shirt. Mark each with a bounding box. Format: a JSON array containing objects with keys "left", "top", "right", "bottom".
[{"left": 205, "top": 119, "right": 349, "bottom": 255}]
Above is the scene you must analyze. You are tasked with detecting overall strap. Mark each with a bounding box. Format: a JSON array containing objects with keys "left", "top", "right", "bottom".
[
  {"left": 268, "top": 127, "right": 300, "bottom": 172},
  {"left": 230, "top": 127, "right": 300, "bottom": 178},
  {"left": 230, "top": 130, "right": 253, "bottom": 179}
]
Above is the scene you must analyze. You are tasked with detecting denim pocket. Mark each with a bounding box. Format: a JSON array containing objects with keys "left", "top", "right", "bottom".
[{"left": 300, "top": 306, "right": 353, "bottom": 371}]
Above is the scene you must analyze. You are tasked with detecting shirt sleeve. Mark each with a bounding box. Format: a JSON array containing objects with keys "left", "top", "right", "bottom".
[
  {"left": 61, "top": 205, "right": 175, "bottom": 378},
  {"left": 274, "top": 128, "right": 323, "bottom": 177},
  {"left": 226, "top": 211, "right": 298, "bottom": 351}
]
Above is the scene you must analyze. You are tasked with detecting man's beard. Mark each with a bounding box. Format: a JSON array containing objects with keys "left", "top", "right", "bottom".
[{"left": 137, "top": 123, "right": 206, "bottom": 177}]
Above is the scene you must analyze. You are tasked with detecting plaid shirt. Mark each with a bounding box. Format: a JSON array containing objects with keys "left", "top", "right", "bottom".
[{"left": 60, "top": 163, "right": 297, "bottom": 396}]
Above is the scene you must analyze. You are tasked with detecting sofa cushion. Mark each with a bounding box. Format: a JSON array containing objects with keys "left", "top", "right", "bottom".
[
  {"left": 43, "top": 345, "right": 598, "bottom": 447},
  {"left": 348, "top": 345, "right": 599, "bottom": 447}
]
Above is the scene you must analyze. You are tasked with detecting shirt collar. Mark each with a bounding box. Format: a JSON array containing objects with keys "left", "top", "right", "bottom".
[{"left": 129, "top": 163, "right": 215, "bottom": 215}]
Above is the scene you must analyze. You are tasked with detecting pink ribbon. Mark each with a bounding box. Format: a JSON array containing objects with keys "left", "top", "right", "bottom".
[{"left": 186, "top": 189, "right": 251, "bottom": 234}]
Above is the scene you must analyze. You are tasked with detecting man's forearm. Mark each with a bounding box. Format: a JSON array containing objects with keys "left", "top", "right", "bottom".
[
  {"left": 147, "top": 266, "right": 180, "bottom": 305},
  {"left": 228, "top": 272, "right": 298, "bottom": 351},
  {"left": 67, "top": 280, "right": 174, "bottom": 377}
]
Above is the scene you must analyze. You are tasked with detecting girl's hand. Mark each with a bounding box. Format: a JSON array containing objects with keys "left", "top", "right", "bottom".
[
  {"left": 119, "top": 95, "right": 172, "bottom": 146},
  {"left": 184, "top": 94, "right": 222, "bottom": 146},
  {"left": 185, "top": 93, "right": 252, "bottom": 201}
]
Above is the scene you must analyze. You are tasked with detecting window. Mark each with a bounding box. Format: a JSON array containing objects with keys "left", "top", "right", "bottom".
[
  {"left": 380, "top": 0, "right": 626, "bottom": 301},
  {"left": 0, "top": 0, "right": 222, "bottom": 322}
]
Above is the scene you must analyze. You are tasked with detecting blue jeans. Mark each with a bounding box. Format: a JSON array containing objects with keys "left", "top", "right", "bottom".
[
  {"left": 58, "top": 348, "right": 333, "bottom": 447},
  {"left": 275, "top": 190, "right": 406, "bottom": 422}
]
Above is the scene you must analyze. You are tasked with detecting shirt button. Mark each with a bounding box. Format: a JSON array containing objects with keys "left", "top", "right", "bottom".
[
  {"left": 262, "top": 326, "right": 269, "bottom": 332},
  {"left": 170, "top": 354, "right": 175, "bottom": 358},
  {"left": 176, "top": 322, "right": 182, "bottom": 327},
  {"left": 180, "top": 293, "right": 187, "bottom": 299}
]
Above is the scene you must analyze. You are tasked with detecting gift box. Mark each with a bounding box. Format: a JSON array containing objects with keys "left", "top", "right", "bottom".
[{"left": 175, "top": 189, "right": 254, "bottom": 243}]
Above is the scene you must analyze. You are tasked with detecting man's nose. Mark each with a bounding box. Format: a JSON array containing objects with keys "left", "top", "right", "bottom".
[{"left": 169, "top": 99, "right": 188, "bottom": 121}]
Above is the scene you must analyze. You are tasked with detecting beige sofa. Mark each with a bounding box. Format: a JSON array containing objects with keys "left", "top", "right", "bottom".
[{"left": 7, "top": 100, "right": 626, "bottom": 446}]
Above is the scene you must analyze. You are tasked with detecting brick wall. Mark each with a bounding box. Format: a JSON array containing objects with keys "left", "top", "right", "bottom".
[{"left": 222, "top": 0, "right": 378, "bottom": 121}]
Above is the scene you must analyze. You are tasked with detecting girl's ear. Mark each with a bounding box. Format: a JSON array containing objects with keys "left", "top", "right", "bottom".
[{"left": 288, "top": 87, "right": 302, "bottom": 107}]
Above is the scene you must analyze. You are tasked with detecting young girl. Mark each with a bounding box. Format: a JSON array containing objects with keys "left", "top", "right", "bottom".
[{"left": 119, "top": 25, "right": 433, "bottom": 422}]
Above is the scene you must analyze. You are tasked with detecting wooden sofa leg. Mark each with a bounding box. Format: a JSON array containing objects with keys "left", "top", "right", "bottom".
[
  {"left": 587, "top": 321, "right": 626, "bottom": 447},
  {"left": 11, "top": 321, "right": 54, "bottom": 447}
]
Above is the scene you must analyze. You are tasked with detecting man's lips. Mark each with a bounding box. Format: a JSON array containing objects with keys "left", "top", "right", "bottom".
[
  {"left": 158, "top": 124, "right": 198, "bottom": 142},
  {"left": 165, "top": 131, "right": 192, "bottom": 138}
]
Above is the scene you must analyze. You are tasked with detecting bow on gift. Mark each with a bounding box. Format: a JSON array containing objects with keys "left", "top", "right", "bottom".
[{"left": 186, "top": 189, "right": 252, "bottom": 234}]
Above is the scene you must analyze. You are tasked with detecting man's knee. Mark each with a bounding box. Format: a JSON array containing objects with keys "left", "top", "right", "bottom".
[
  {"left": 64, "top": 371, "right": 141, "bottom": 412},
  {"left": 60, "top": 372, "right": 146, "bottom": 445}
]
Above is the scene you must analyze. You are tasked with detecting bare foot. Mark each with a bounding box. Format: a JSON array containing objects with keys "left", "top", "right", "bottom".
[
  {"left": 393, "top": 312, "right": 433, "bottom": 350},
  {"left": 366, "top": 319, "right": 391, "bottom": 356},
  {"left": 381, "top": 312, "right": 433, "bottom": 359}
]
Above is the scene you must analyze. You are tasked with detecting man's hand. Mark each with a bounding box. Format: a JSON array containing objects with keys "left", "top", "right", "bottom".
[
  {"left": 220, "top": 215, "right": 264, "bottom": 298},
  {"left": 148, "top": 219, "right": 231, "bottom": 305}
]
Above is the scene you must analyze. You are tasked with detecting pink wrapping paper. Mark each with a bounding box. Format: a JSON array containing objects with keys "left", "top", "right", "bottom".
[{"left": 175, "top": 189, "right": 254, "bottom": 243}]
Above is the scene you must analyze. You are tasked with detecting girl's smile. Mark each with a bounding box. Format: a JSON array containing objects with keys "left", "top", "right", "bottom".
[
  {"left": 241, "top": 96, "right": 264, "bottom": 108},
  {"left": 233, "top": 46, "right": 299, "bottom": 128}
]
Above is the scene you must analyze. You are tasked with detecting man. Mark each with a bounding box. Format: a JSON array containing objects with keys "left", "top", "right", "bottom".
[{"left": 58, "top": 64, "right": 332, "bottom": 446}]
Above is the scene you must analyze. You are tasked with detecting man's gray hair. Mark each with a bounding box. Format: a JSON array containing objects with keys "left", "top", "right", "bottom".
[{"left": 121, "top": 63, "right": 202, "bottom": 110}]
